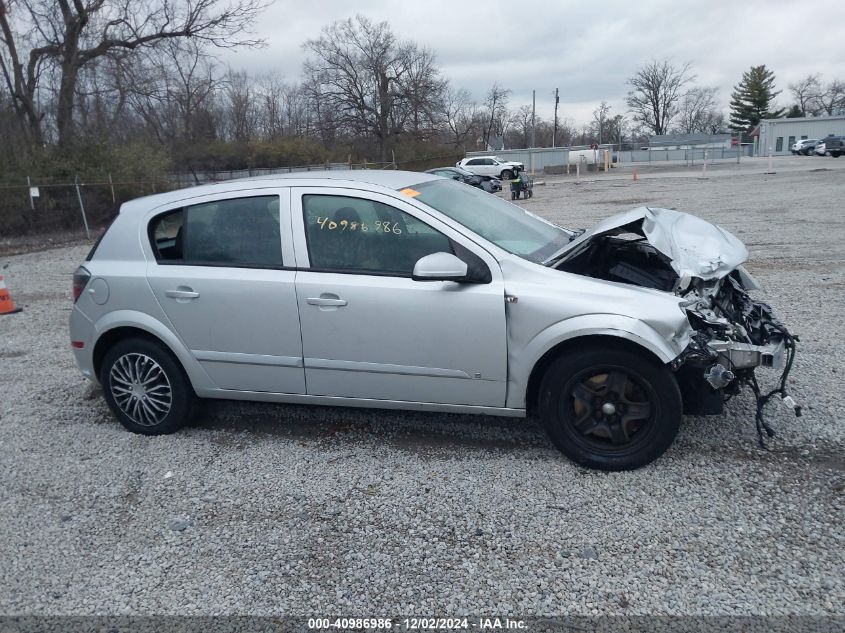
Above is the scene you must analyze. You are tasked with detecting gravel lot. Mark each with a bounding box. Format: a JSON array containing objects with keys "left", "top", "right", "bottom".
[{"left": 1, "top": 156, "right": 843, "bottom": 617}]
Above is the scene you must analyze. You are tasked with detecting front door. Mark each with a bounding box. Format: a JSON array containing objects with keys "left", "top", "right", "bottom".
[
  {"left": 291, "top": 187, "right": 507, "bottom": 407},
  {"left": 146, "top": 190, "right": 305, "bottom": 394}
]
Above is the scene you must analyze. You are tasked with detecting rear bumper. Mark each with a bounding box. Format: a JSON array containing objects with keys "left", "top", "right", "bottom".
[{"left": 69, "top": 305, "right": 97, "bottom": 383}]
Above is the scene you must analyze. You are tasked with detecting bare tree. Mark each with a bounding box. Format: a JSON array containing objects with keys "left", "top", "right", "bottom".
[
  {"left": 506, "top": 104, "right": 533, "bottom": 148},
  {"left": 254, "top": 71, "right": 285, "bottom": 140},
  {"left": 124, "top": 40, "right": 221, "bottom": 145},
  {"left": 788, "top": 74, "right": 821, "bottom": 117},
  {"left": 591, "top": 101, "right": 611, "bottom": 143},
  {"left": 482, "top": 82, "right": 510, "bottom": 149},
  {"left": 676, "top": 86, "right": 719, "bottom": 134},
  {"left": 303, "top": 15, "right": 445, "bottom": 161},
  {"left": 442, "top": 86, "right": 477, "bottom": 148},
  {"left": 626, "top": 59, "right": 693, "bottom": 135},
  {"left": 222, "top": 68, "right": 257, "bottom": 142},
  {"left": 0, "top": 0, "right": 267, "bottom": 149},
  {"left": 702, "top": 110, "right": 726, "bottom": 135},
  {"left": 391, "top": 45, "right": 446, "bottom": 140},
  {"left": 813, "top": 79, "right": 845, "bottom": 116}
]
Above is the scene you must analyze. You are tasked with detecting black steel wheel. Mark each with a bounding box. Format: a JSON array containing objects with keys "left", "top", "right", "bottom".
[{"left": 539, "top": 345, "right": 682, "bottom": 470}]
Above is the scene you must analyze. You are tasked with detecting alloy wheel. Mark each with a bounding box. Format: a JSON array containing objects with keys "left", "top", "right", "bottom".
[{"left": 109, "top": 353, "right": 173, "bottom": 426}]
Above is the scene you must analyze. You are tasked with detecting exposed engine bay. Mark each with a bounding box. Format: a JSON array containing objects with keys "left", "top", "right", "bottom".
[{"left": 551, "top": 207, "right": 799, "bottom": 445}]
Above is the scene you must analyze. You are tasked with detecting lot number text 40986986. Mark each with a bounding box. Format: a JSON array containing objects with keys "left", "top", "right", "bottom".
[{"left": 307, "top": 617, "right": 527, "bottom": 630}]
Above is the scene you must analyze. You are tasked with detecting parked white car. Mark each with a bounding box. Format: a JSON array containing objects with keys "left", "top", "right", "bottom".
[
  {"left": 791, "top": 139, "right": 818, "bottom": 154},
  {"left": 69, "top": 171, "right": 797, "bottom": 470},
  {"left": 457, "top": 156, "right": 524, "bottom": 180}
]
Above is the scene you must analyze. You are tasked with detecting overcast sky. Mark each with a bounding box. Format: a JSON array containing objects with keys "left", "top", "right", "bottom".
[{"left": 220, "top": 0, "right": 845, "bottom": 126}]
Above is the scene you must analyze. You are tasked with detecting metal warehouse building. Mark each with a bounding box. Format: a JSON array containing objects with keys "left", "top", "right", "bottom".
[{"left": 756, "top": 115, "right": 845, "bottom": 155}]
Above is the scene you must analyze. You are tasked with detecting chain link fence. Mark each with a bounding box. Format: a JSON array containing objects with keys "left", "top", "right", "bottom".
[
  {"left": 0, "top": 152, "right": 463, "bottom": 239},
  {"left": 0, "top": 175, "right": 175, "bottom": 238}
]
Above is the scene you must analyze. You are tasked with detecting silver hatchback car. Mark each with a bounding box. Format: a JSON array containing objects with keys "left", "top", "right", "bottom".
[{"left": 70, "top": 171, "right": 796, "bottom": 470}]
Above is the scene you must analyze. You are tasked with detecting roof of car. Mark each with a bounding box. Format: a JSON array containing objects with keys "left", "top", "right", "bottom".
[
  {"left": 460, "top": 156, "right": 520, "bottom": 162},
  {"left": 120, "top": 170, "right": 441, "bottom": 214}
]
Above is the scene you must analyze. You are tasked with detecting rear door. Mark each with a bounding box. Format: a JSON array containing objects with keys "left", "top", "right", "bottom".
[
  {"left": 463, "top": 158, "right": 487, "bottom": 177},
  {"left": 478, "top": 158, "right": 497, "bottom": 177},
  {"left": 290, "top": 187, "right": 508, "bottom": 407},
  {"left": 145, "top": 189, "right": 305, "bottom": 394}
]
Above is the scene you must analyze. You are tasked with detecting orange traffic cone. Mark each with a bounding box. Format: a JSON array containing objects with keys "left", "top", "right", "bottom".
[{"left": 0, "top": 275, "right": 22, "bottom": 315}]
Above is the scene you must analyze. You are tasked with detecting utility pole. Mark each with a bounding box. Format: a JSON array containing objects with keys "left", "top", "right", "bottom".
[
  {"left": 531, "top": 89, "right": 536, "bottom": 175},
  {"left": 552, "top": 88, "right": 559, "bottom": 148},
  {"left": 618, "top": 126, "right": 623, "bottom": 165}
]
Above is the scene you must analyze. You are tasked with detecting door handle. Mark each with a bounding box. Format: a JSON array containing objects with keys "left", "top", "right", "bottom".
[
  {"left": 165, "top": 288, "right": 200, "bottom": 300},
  {"left": 306, "top": 297, "right": 347, "bottom": 307}
]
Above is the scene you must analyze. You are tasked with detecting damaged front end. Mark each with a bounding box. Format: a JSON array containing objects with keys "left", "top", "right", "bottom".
[{"left": 551, "top": 207, "right": 799, "bottom": 445}]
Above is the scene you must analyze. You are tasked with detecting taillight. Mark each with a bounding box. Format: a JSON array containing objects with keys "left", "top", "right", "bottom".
[{"left": 72, "top": 267, "right": 91, "bottom": 303}]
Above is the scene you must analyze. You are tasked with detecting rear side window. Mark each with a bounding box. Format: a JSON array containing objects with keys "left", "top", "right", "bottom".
[
  {"left": 85, "top": 215, "right": 118, "bottom": 261},
  {"left": 149, "top": 195, "right": 283, "bottom": 267}
]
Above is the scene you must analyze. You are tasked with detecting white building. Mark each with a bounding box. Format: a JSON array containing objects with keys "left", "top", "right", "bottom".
[
  {"left": 648, "top": 133, "right": 733, "bottom": 150},
  {"left": 755, "top": 115, "right": 845, "bottom": 155}
]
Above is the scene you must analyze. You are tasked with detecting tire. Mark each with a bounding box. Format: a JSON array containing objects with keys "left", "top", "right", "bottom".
[
  {"left": 501, "top": 169, "right": 514, "bottom": 180},
  {"left": 538, "top": 346, "right": 682, "bottom": 471},
  {"left": 100, "top": 336, "right": 195, "bottom": 435}
]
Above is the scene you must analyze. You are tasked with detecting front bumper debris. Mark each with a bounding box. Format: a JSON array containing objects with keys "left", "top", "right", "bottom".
[{"left": 708, "top": 338, "right": 786, "bottom": 370}]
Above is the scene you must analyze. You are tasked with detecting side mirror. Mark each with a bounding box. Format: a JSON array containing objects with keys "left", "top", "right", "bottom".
[
  {"left": 451, "top": 174, "right": 461, "bottom": 181},
  {"left": 412, "top": 252, "right": 468, "bottom": 282}
]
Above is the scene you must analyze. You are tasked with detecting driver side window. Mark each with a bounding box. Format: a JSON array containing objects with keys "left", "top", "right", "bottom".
[{"left": 302, "top": 195, "right": 453, "bottom": 275}]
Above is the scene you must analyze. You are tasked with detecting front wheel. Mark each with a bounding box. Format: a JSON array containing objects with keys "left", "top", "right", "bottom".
[
  {"left": 100, "top": 337, "right": 195, "bottom": 435},
  {"left": 501, "top": 169, "right": 514, "bottom": 180},
  {"left": 538, "top": 346, "right": 682, "bottom": 470}
]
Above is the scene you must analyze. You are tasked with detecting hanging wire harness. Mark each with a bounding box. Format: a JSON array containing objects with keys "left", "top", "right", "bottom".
[{"left": 674, "top": 273, "right": 800, "bottom": 448}]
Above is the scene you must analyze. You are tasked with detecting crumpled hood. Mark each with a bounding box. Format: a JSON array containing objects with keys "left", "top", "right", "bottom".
[{"left": 558, "top": 206, "right": 748, "bottom": 280}]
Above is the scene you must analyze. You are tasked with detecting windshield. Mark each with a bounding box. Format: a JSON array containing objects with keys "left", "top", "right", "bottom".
[{"left": 408, "top": 179, "right": 572, "bottom": 263}]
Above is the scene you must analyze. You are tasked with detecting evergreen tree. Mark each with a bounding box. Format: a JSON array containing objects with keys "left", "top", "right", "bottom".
[
  {"left": 786, "top": 104, "right": 804, "bottom": 118},
  {"left": 729, "top": 65, "right": 785, "bottom": 132}
]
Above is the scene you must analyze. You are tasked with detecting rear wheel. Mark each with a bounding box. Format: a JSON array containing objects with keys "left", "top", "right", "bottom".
[
  {"left": 538, "top": 346, "right": 682, "bottom": 470},
  {"left": 100, "top": 337, "right": 195, "bottom": 435}
]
